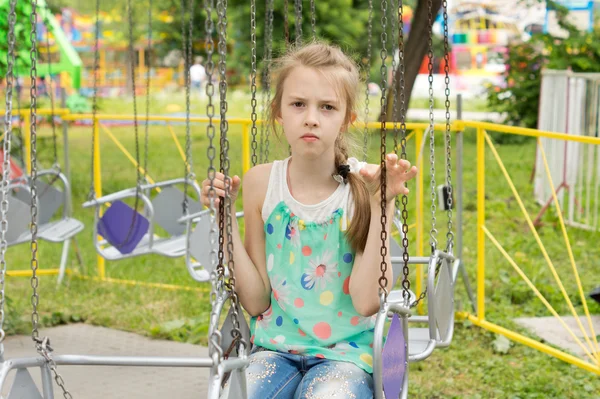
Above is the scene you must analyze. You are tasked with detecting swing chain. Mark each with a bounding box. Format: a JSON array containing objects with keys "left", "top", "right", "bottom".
[
  {"left": 144, "top": 0, "right": 153, "bottom": 185},
  {"left": 204, "top": 0, "right": 225, "bottom": 367},
  {"left": 182, "top": 0, "right": 195, "bottom": 214},
  {"left": 283, "top": 0, "right": 290, "bottom": 48},
  {"left": 294, "top": 0, "right": 302, "bottom": 45},
  {"left": 30, "top": 2, "right": 72, "bottom": 396},
  {"left": 217, "top": 0, "right": 246, "bottom": 354},
  {"left": 362, "top": 0, "right": 373, "bottom": 162},
  {"left": 30, "top": 0, "right": 41, "bottom": 346},
  {"left": 378, "top": 0, "right": 389, "bottom": 299},
  {"left": 42, "top": 7, "right": 59, "bottom": 170},
  {"left": 250, "top": 0, "right": 259, "bottom": 167},
  {"left": 310, "top": 0, "right": 316, "bottom": 40},
  {"left": 88, "top": 0, "right": 101, "bottom": 200},
  {"left": 35, "top": 337, "right": 73, "bottom": 399},
  {"left": 398, "top": 0, "right": 411, "bottom": 304},
  {"left": 261, "top": 0, "right": 274, "bottom": 164},
  {"left": 0, "top": 0, "right": 17, "bottom": 344},
  {"left": 427, "top": 0, "right": 438, "bottom": 252},
  {"left": 390, "top": 0, "right": 400, "bottom": 196},
  {"left": 442, "top": 0, "right": 454, "bottom": 254}
]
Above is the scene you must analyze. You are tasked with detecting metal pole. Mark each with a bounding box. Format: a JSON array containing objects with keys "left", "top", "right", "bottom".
[{"left": 61, "top": 88, "right": 71, "bottom": 214}]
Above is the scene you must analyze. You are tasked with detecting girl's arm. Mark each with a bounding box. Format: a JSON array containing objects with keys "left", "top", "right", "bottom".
[
  {"left": 229, "top": 164, "right": 272, "bottom": 316},
  {"left": 349, "top": 198, "right": 395, "bottom": 317}
]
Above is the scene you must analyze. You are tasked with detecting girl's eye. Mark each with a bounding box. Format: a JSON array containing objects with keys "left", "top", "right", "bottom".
[
  {"left": 322, "top": 104, "right": 335, "bottom": 111},
  {"left": 292, "top": 101, "right": 304, "bottom": 107}
]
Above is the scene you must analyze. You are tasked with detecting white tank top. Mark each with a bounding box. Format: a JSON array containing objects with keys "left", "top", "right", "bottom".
[{"left": 261, "top": 157, "right": 355, "bottom": 231}]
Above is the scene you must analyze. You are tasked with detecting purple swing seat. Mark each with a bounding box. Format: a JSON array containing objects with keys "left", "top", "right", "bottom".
[
  {"left": 97, "top": 200, "right": 150, "bottom": 254},
  {"left": 382, "top": 313, "right": 407, "bottom": 399}
]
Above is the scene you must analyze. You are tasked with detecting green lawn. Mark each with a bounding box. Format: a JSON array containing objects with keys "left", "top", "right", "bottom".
[{"left": 4, "top": 90, "right": 600, "bottom": 398}]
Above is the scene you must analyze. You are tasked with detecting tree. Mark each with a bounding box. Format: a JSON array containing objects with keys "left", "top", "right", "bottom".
[{"left": 0, "top": 0, "right": 33, "bottom": 79}]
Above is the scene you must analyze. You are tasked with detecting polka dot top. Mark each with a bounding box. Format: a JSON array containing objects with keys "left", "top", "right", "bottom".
[{"left": 251, "top": 157, "right": 376, "bottom": 374}]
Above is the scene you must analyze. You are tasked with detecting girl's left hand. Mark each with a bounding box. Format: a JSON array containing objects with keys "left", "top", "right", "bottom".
[{"left": 359, "top": 153, "right": 418, "bottom": 203}]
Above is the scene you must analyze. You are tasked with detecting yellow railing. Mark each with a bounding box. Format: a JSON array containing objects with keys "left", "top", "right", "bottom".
[{"left": 4, "top": 109, "right": 600, "bottom": 375}]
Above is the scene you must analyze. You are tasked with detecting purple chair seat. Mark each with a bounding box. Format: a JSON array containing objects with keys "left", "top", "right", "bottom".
[{"left": 97, "top": 200, "right": 149, "bottom": 254}]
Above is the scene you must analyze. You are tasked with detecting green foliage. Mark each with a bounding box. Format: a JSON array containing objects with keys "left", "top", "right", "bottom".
[
  {"left": 486, "top": 1, "right": 600, "bottom": 141},
  {"left": 65, "top": 93, "right": 92, "bottom": 113},
  {"left": 0, "top": 1, "right": 33, "bottom": 78}
]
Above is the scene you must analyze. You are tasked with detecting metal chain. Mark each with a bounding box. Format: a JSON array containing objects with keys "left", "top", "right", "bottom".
[
  {"left": 0, "top": 0, "right": 18, "bottom": 345},
  {"left": 88, "top": 0, "right": 101, "bottom": 200},
  {"left": 43, "top": 5, "right": 59, "bottom": 170},
  {"left": 427, "top": 0, "right": 437, "bottom": 252},
  {"left": 442, "top": 0, "right": 454, "bottom": 254},
  {"left": 390, "top": 0, "right": 400, "bottom": 173},
  {"left": 362, "top": 0, "right": 373, "bottom": 162},
  {"left": 204, "top": 0, "right": 225, "bottom": 367},
  {"left": 182, "top": 0, "right": 195, "bottom": 214},
  {"left": 283, "top": 0, "right": 290, "bottom": 48},
  {"left": 29, "top": 1, "right": 72, "bottom": 396},
  {"left": 294, "top": 0, "right": 302, "bottom": 45},
  {"left": 261, "top": 0, "right": 274, "bottom": 164},
  {"left": 144, "top": 0, "right": 152, "bottom": 185},
  {"left": 397, "top": 0, "right": 411, "bottom": 305},
  {"left": 378, "top": 0, "right": 389, "bottom": 300},
  {"left": 310, "top": 0, "right": 316, "bottom": 40},
  {"left": 217, "top": 0, "right": 247, "bottom": 355},
  {"left": 249, "top": 0, "right": 258, "bottom": 167}
]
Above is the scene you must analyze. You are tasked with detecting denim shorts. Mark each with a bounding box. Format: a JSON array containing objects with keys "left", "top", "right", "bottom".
[{"left": 245, "top": 346, "right": 374, "bottom": 399}]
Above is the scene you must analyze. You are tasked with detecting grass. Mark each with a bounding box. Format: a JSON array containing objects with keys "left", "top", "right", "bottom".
[{"left": 3, "top": 89, "right": 600, "bottom": 398}]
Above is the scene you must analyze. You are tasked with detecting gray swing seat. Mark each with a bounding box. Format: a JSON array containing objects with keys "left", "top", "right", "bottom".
[
  {"left": 6, "top": 169, "right": 84, "bottom": 246},
  {"left": 82, "top": 177, "right": 203, "bottom": 261},
  {"left": 179, "top": 208, "right": 245, "bottom": 282}
]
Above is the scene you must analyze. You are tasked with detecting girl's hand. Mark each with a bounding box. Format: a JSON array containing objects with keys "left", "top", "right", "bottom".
[
  {"left": 201, "top": 172, "right": 241, "bottom": 208},
  {"left": 359, "top": 153, "right": 418, "bottom": 203}
]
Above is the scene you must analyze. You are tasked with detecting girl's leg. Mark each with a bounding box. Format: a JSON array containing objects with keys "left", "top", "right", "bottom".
[
  {"left": 293, "top": 359, "right": 374, "bottom": 399},
  {"left": 246, "top": 349, "right": 303, "bottom": 399}
]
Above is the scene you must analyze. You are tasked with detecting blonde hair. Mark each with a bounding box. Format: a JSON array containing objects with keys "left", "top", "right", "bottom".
[{"left": 268, "top": 42, "right": 371, "bottom": 253}]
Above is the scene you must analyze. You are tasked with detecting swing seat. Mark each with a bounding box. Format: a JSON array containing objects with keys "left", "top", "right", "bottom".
[
  {"left": 98, "top": 200, "right": 150, "bottom": 255},
  {"left": 84, "top": 178, "right": 205, "bottom": 262},
  {"left": 7, "top": 170, "right": 84, "bottom": 246},
  {"left": 180, "top": 208, "right": 244, "bottom": 282}
]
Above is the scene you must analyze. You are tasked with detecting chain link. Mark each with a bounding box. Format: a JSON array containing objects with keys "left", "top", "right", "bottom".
[
  {"left": 88, "top": 0, "right": 101, "bottom": 200},
  {"left": 378, "top": 0, "right": 389, "bottom": 300},
  {"left": 182, "top": 0, "right": 195, "bottom": 214},
  {"left": 362, "top": 0, "right": 373, "bottom": 163},
  {"left": 294, "top": 0, "right": 302, "bottom": 45},
  {"left": 217, "top": 0, "right": 247, "bottom": 356},
  {"left": 427, "top": 0, "right": 437, "bottom": 252},
  {"left": 30, "top": 1, "right": 72, "bottom": 396},
  {"left": 283, "top": 0, "right": 290, "bottom": 49},
  {"left": 42, "top": 4, "right": 59, "bottom": 169},
  {"left": 260, "top": 0, "right": 274, "bottom": 164},
  {"left": 390, "top": 0, "right": 399, "bottom": 169},
  {"left": 310, "top": 0, "right": 316, "bottom": 40},
  {"left": 0, "top": 0, "right": 18, "bottom": 344},
  {"left": 249, "top": 0, "right": 258, "bottom": 167},
  {"left": 442, "top": 0, "right": 454, "bottom": 254},
  {"left": 204, "top": 0, "right": 225, "bottom": 369},
  {"left": 144, "top": 0, "right": 153, "bottom": 185},
  {"left": 397, "top": 0, "right": 411, "bottom": 305}
]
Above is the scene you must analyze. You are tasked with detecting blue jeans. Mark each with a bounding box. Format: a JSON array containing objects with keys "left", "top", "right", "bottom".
[{"left": 246, "top": 347, "right": 374, "bottom": 399}]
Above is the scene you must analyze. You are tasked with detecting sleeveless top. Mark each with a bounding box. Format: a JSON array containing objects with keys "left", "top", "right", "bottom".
[{"left": 250, "top": 157, "right": 376, "bottom": 374}]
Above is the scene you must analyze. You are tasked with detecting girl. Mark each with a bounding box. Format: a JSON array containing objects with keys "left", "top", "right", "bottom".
[{"left": 201, "top": 42, "right": 417, "bottom": 399}]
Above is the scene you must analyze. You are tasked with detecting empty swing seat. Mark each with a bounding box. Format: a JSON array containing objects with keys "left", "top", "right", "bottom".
[
  {"left": 7, "top": 170, "right": 84, "bottom": 246},
  {"left": 84, "top": 178, "right": 204, "bottom": 261}
]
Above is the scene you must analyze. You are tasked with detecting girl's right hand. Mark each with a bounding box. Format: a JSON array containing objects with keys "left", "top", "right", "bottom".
[{"left": 201, "top": 172, "right": 241, "bottom": 208}]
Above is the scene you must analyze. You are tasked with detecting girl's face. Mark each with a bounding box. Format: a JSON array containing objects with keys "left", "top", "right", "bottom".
[{"left": 277, "top": 66, "right": 349, "bottom": 161}]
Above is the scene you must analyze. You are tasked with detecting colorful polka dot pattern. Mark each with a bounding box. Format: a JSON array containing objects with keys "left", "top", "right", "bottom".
[{"left": 252, "top": 201, "right": 376, "bottom": 374}]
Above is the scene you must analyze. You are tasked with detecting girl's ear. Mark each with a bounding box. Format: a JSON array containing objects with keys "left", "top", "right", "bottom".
[
  {"left": 273, "top": 102, "right": 283, "bottom": 125},
  {"left": 342, "top": 111, "right": 358, "bottom": 131}
]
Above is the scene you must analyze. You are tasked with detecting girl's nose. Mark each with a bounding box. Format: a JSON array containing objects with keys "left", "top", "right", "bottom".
[{"left": 304, "top": 108, "right": 319, "bottom": 128}]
